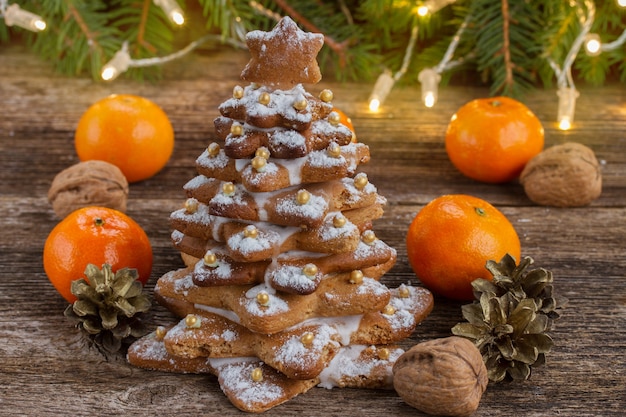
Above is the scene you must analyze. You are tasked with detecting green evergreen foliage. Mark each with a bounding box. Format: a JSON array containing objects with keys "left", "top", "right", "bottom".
[{"left": 1, "top": 0, "right": 624, "bottom": 93}]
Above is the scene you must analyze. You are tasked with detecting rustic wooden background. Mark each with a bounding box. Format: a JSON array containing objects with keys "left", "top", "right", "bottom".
[{"left": 0, "top": 44, "right": 624, "bottom": 416}]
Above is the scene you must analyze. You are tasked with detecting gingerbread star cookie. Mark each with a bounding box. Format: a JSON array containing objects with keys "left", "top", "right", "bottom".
[{"left": 241, "top": 16, "right": 324, "bottom": 88}]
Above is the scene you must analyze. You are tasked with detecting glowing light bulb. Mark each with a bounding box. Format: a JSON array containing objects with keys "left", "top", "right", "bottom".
[
  {"left": 417, "top": 0, "right": 456, "bottom": 16},
  {"left": 584, "top": 33, "right": 602, "bottom": 56},
  {"left": 101, "top": 48, "right": 131, "bottom": 81},
  {"left": 557, "top": 87, "right": 579, "bottom": 131},
  {"left": 368, "top": 71, "right": 395, "bottom": 112},
  {"left": 153, "top": 0, "right": 185, "bottom": 26},
  {"left": 3, "top": 4, "right": 46, "bottom": 32},
  {"left": 418, "top": 68, "right": 441, "bottom": 108},
  {"left": 618, "top": 0, "right": 626, "bottom": 7}
]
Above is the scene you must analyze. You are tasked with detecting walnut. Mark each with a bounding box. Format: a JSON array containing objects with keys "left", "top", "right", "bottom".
[
  {"left": 520, "top": 142, "right": 602, "bottom": 207},
  {"left": 393, "top": 336, "right": 488, "bottom": 417},
  {"left": 48, "top": 160, "right": 129, "bottom": 218}
]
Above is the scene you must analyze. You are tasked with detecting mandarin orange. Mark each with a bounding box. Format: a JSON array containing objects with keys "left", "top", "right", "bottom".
[
  {"left": 75, "top": 94, "right": 174, "bottom": 183},
  {"left": 43, "top": 206, "right": 153, "bottom": 303},
  {"left": 406, "top": 194, "right": 521, "bottom": 300},
  {"left": 445, "top": 97, "right": 544, "bottom": 183}
]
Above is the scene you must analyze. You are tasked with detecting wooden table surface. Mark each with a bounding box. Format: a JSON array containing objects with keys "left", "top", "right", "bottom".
[{"left": 1, "top": 45, "right": 624, "bottom": 416}]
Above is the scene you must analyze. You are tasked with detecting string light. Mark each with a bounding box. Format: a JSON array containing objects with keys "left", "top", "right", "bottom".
[
  {"left": 101, "top": 35, "right": 247, "bottom": 81},
  {"left": 418, "top": 69, "right": 440, "bottom": 108},
  {"left": 1, "top": 2, "right": 46, "bottom": 32},
  {"left": 417, "top": 14, "right": 470, "bottom": 108},
  {"left": 547, "top": 0, "right": 595, "bottom": 130},
  {"left": 556, "top": 87, "right": 579, "bottom": 131},
  {"left": 583, "top": 33, "right": 602, "bottom": 55},
  {"left": 153, "top": 0, "right": 185, "bottom": 26},
  {"left": 417, "top": 0, "right": 456, "bottom": 16},
  {"left": 368, "top": 17, "right": 419, "bottom": 112}
]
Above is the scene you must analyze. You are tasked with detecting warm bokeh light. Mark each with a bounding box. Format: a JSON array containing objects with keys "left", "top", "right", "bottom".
[{"left": 369, "top": 98, "right": 381, "bottom": 112}]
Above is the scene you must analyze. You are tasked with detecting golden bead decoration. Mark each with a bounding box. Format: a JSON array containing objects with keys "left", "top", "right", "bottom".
[
  {"left": 398, "top": 286, "right": 411, "bottom": 298},
  {"left": 293, "top": 97, "right": 308, "bottom": 111},
  {"left": 328, "top": 111, "right": 341, "bottom": 126},
  {"left": 354, "top": 173, "right": 369, "bottom": 190},
  {"left": 332, "top": 214, "right": 346, "bottom": 228},
  {"left": 222, "top": 182, "right": 235, "bottom": 196},
  {"left": 207, "top": 142, "right": 220, "bottom": 157},
  {"left": 319, "top": 89, "right": 333, "bottom": 102},
  {"left": 255, "top": 146, "right": 270, "bottom": 159},
  {"left": 203, "top": 251, "right": 218, "bottom": 266},
  {"left": 258, "top": 92, "right": 271, "bottom": 105},
  {"left": 382, "top": 305, "right": 396, "bottom": 316},
  {"left": 233, "top": 85, "right": 244, "bottom": 99},
  {"left": 362, "top": 230, "right": 376, "bottom": 245},
  {"left": 184, "top": 198, "right": 198, "bottom": 214},
  {"left": 377, "top": 347, "right": 390, "bottom": 360},
  {"left": 301, "top": 332, "right": 315, "bottom": 346},
  {"left": 243, "top": 225, "right": 258, "bottom": 239},
  {"left": 327, "top": 142, "right": 342, "bottom": 158},
  {"left": 251, "top": 367, "right": 263, "bottom": 382},
  {"left": 349, "top": 270, "right": 364, "bottom": 284},
  {"left": 296, "top": 189, "right": 311, "bottom": 205},
  {"left": 302, "top": 263, "right": 318, "bottom": 278},
  {"left": 155, "top": 326, "right": 167, "bottom": 340},
  {"left": 230, "top": 123, "right": 243, "bottom": 136},
  {"left": 185, "top": 314, "right": 201, "bottom": 328},
  {"left": 251, "top": 155, "right": 267, "bottom": 172},
  {"left": 256, "top": 292, "right": 270, "bottom": 306}
]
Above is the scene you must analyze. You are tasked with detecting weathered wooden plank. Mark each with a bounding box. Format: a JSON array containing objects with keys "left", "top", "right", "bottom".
[{"left": 0, "top": 45, "right": 625, "bottom": 416}]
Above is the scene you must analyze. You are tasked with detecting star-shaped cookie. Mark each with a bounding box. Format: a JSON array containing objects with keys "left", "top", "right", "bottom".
[{"left": 241, "top": 16, "right": 324, "bottom": 89}]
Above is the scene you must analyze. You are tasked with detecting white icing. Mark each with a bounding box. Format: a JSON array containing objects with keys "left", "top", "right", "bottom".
[
  {"left": 195, "top": 304, "right": 242, "bottom": 325},
  {"left": 194, "top": 257, "right": 232, "bottom": 280},
  {"left": 273, "top": 324, "right": 340, "bottom": 366},
  {"left": 274, "top": 192, "right": 327, "bottom": 222},
  {"left": 267, "top": 264, "right": 317, "bottom": 294}
]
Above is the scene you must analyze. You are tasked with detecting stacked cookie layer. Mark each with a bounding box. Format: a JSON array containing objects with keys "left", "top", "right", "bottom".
[{"left": 127, "top": 17, "right": 433, "bottom": 413}]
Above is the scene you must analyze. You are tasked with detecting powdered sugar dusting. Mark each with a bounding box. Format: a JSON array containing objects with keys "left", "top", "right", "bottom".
[
  {"left": 274, "top": 192, "right": 327, "bottom": 222},
  {"left": 214, "top": 360, "right": 284, "bottom": 408},
  {"left": 267, "top": 264, "right": 317, "bottom": 293},
  {"left": 274, "top": 324, "right": 340, "bottom": 367}
]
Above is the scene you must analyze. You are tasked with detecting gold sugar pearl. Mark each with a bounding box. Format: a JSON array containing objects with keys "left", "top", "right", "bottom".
[
  {"left": 319, "top": 89, "right": 333, "bottom": 102},
  {"left": 184, "top": 198, "right": 198, "bottom": 214},
  {"left": 362, "top": 230, "right": 376, "bottom": 245},
  {"left": 243, "top": 225, "right": 258, "bottom": 239},
  {"left": 332, "top": 214, "right": 346, "bottom": 228},
  {"left": 301, "top": 332, "right": 315, "bottom": 346},
  {"left": 251, "top": 367, "right": 263, "bottom": 382},
  {"left": 296, "top": 189, "right": 311, "bottom": 205},
  {"left": 354, "top": 173, "right": 369, "bottom": 190},
  {"left": 328, "top": 111, "right": 341, "bottom": 126},
  {"left": 327, "top": 142, "right": 342, "bottom": 158},
  {"left": 382, "top": 305, "right": 396, "bottom": 316},
  {"left": 293, "top": 97, "right": 308, "bottom": 111},
  {"left": 398, "top": 286, "right": 411, "bottom": 298},
  {"left": 302, "top": 263, "right": 318, "bottom": 278},
  {"left": 185, "top": 314, "right": 201, "bottom": 328},
  {"left": 377, "top": 347, "right": 390, "bottom": 360},
  {"left": 255, "top": 146, "right": 270, "bottom": 159},
  {"left": 233, "top": 85, "right": 244, "bottom": 99},
  {"left": 258, "top": 92, "right": 271, "bottom": 105},
  {"left": 155, "top": 326, "right": 167, "bottom": 340},
  {"left": 256, "top": 292, "right": 270, "bottom": 306},
  {"left": 251, "top": 155, "right": 267, "bottom": 172},
  {"left": 203, "top": 251, "right": 218, "bottom": 266},
  {"left": 207, "top": 142, "right": 220, "bottom": 157},
  {"left": 349, "top": 270, "right": 364, "bottom": 284},
  {"left": 222, "top": 182, "right": 235, "bottom": 196},
  {"left": 230, "top": 123, "right": 243, "bottom": 136}
]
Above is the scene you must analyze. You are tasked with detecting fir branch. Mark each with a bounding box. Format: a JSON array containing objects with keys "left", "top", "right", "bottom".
[{"left": 500, "top": 0, "right": 513, "bottom": 92}]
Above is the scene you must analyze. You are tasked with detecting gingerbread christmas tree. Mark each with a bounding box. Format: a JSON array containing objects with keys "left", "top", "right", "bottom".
[{"left": 128, "top": 17, "right": 433, "bottom": 413}]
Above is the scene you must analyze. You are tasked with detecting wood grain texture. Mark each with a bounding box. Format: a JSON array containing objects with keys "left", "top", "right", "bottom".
[{"left": 1, "top": 45, "right": 624, "bottom": 416}]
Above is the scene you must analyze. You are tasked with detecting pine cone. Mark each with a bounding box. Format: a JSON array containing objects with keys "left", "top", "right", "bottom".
[
  {"left": 64, "top": 264, "right": 151, "bottom": 354},
  {"left": 452, "top": 254, "right": 565, "bottom": 382}
]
